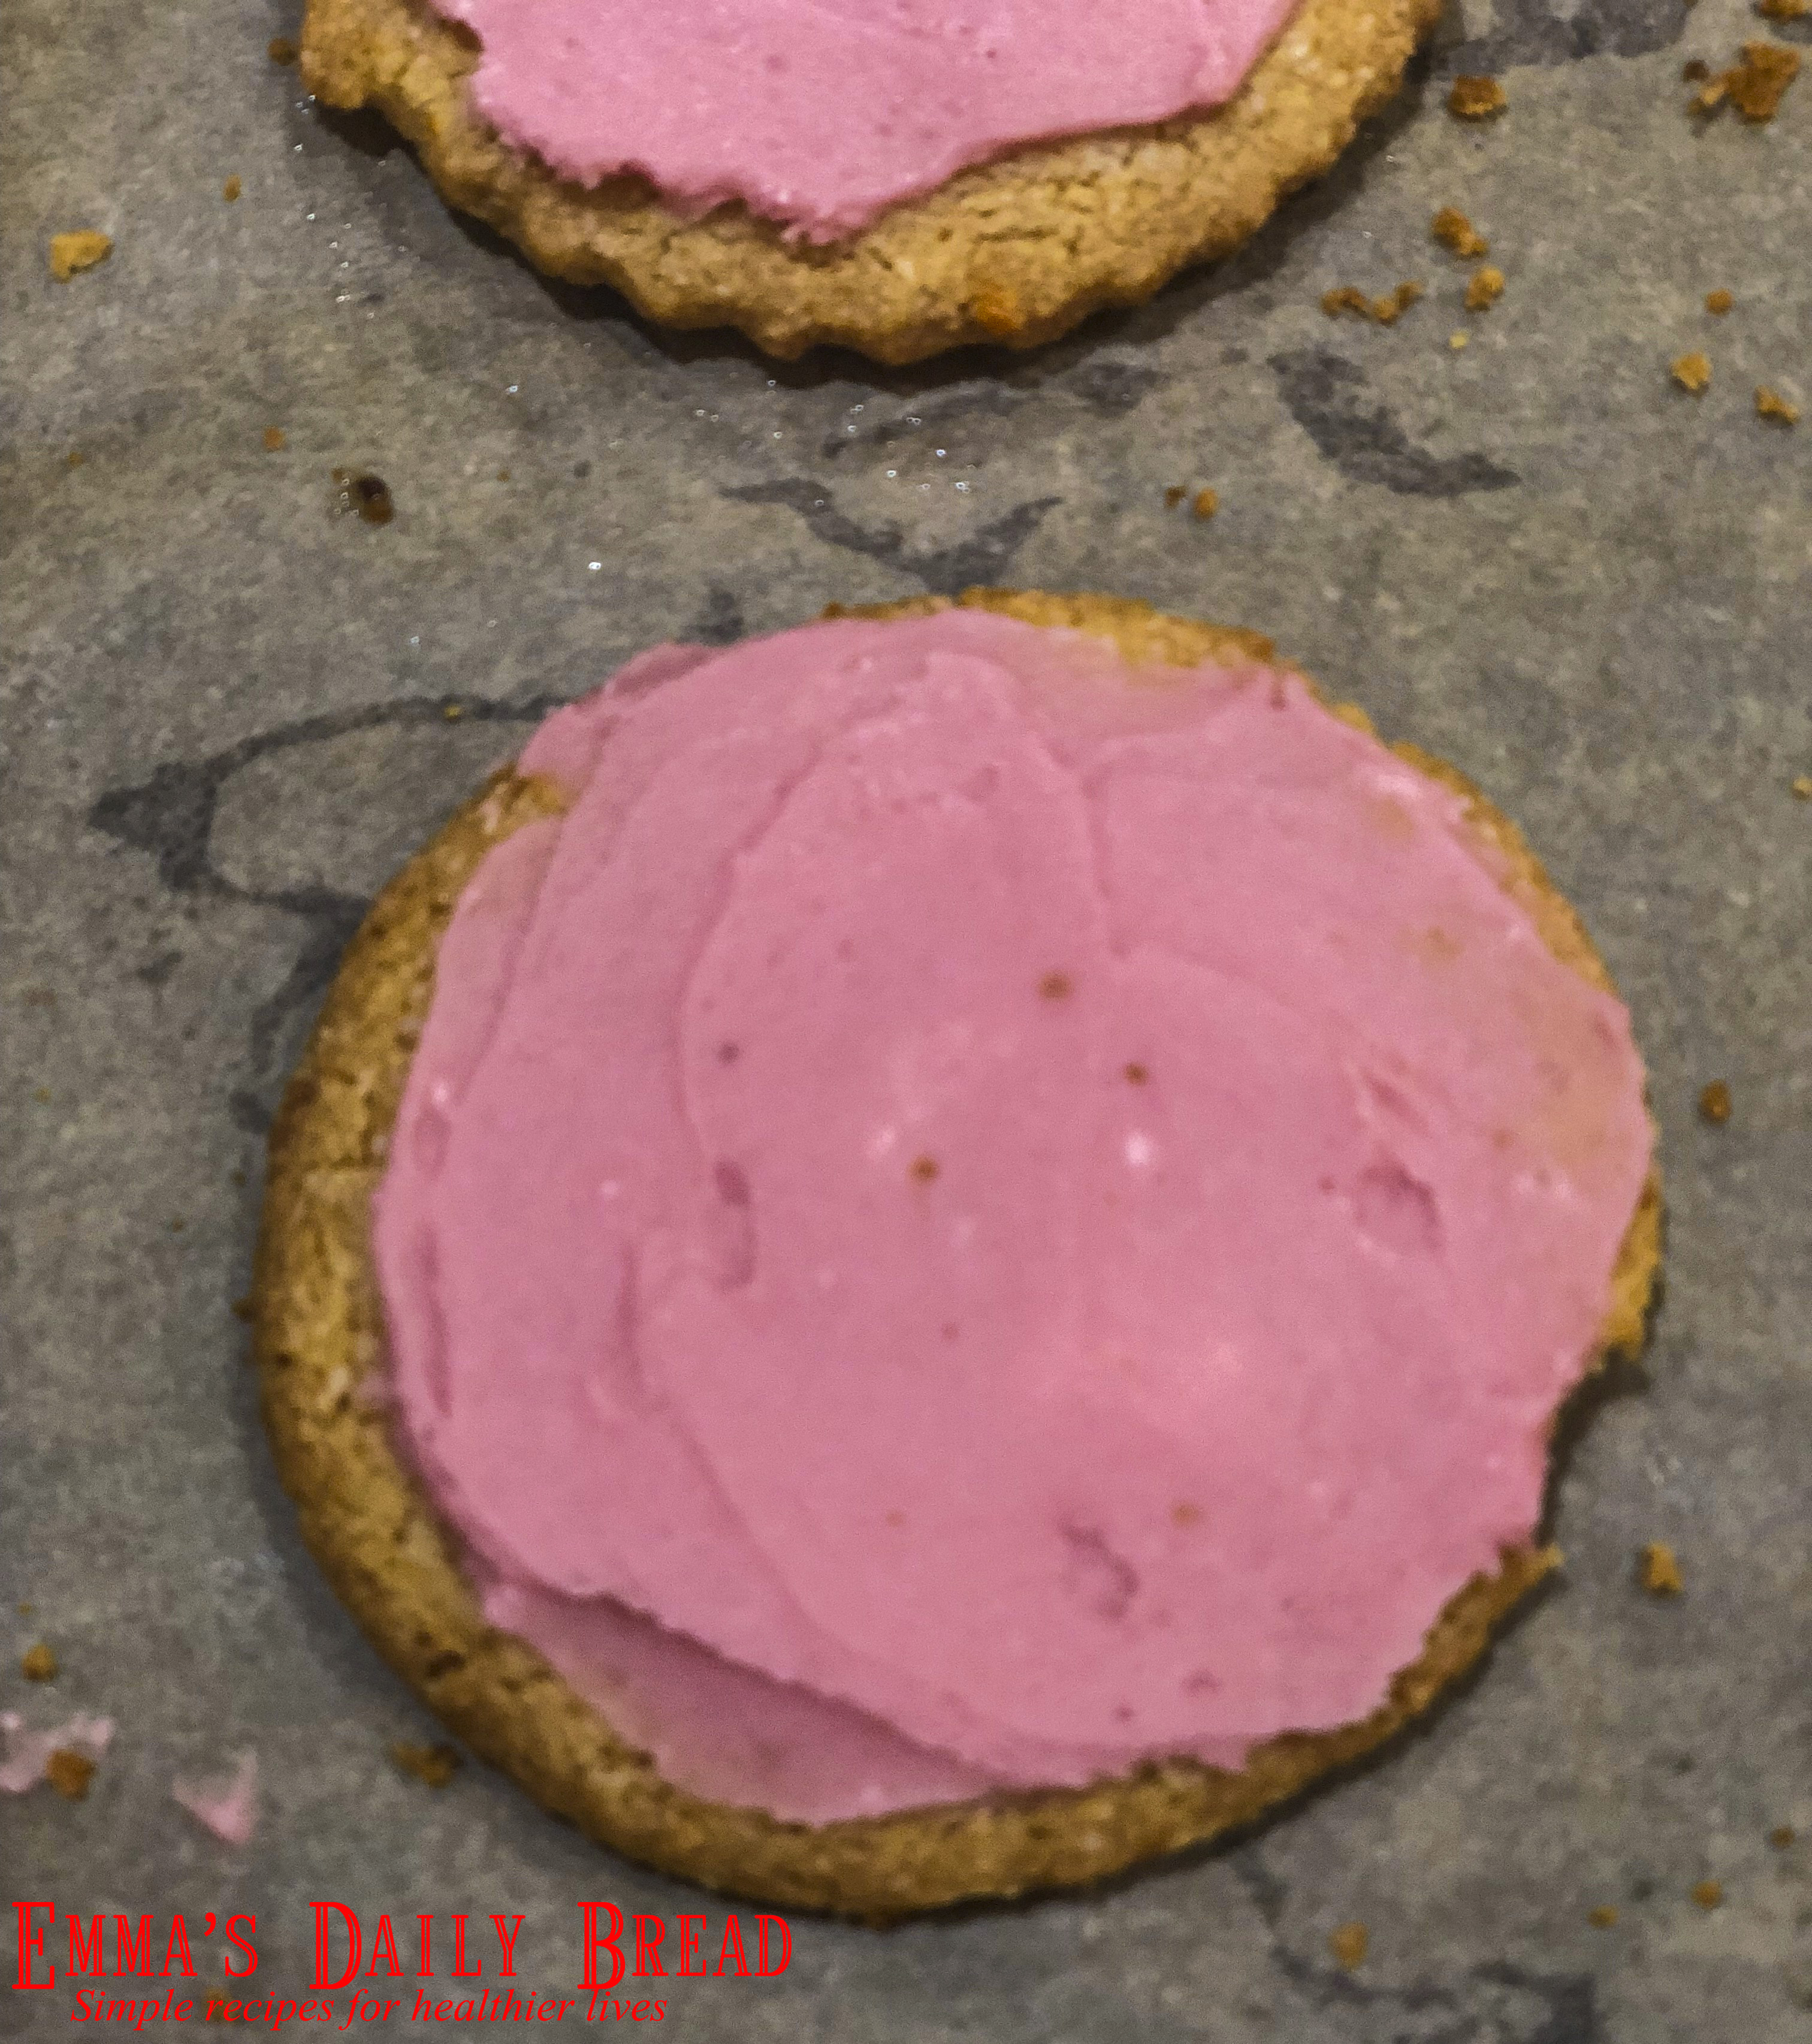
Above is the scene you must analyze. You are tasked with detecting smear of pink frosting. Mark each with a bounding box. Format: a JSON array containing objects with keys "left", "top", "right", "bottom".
[
  {"left": 374, "top": 609, "right": 1654, "bottom": 1821},
  {"left": 173, "top": 1750, "right": 259, "bottom": 1845},
  {"left": 0, "top": 1711, "right": 114, "bottom": 1792},
  {"left": 430, "top": 0, "right": 1305, "bottom": 237}
]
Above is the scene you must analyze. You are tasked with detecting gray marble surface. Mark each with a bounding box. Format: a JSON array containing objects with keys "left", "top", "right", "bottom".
[{"left": 3, "top": 0, "right": 1809, "bottom": 2036}]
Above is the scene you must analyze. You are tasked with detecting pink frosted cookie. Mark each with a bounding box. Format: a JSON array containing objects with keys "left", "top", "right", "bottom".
[
  {"left": 298, "top": 0, "right": 1443, "bottom": 360},
  {"left": 255, "top": 590, "right": 1660, "bottom": 1916}
]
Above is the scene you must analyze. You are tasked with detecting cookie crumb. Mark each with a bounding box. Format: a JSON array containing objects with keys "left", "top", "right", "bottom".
[
  {"left": 1171, "top": 1502, "right": 1201, "bottom": 1527},
  {"left": 1698, "top": 1080, "right": 1732, "bottom": 1124},
  {"left": 1192, "top": 487, "right": 1219, "bottom": 520},
  {"left": 391, "top": 1740, "right": 462, "bottom": 1788},
  {"left": 1705, "top": 288, "right": 1734, "bottom": 315},
  {"left": 1641, "top": 1540, "right": 1685, "bottom": 1594},
  {"left": 1330, "top": 1922, "right": 1369, "bottom": 1970},
  {"left": 49, "top": 231, "right": 113, "bottom": 282},
  {"left": 263, "top": 426, "right": 286, "bottom": 452},
  {"left": 1039, "top": 970, "right": 1074, "bottom": 1000},
  {"left": 1164, "top": 486, "right": 1187, "bottom": 508},
  {"left": 22, "top": 1644, "right": 57, "bottom": 1682},
  {"left": 267, "top": 35, "right": 298, "bottom": 62},
  {"left": 910, "top": 1154, "right": 940, "bottom": 1183},
  {"left": 66, "top": 450, "right": 84, "bottom": 468},
  {"left": 1372, "top": 280, "right": 1424, "bottom": 324},
  {"left": 1449, "top": 331, "right": 1470, "bottom": 350},
  {"left": 1683, "top": 58, "right": 1711, "bottom": 80},
  {"left": 1792, "top": 776, "right": 1812, "bottom": 799},
  {"left": 1756, "top": 385, "right": 1800, "bottom": 424},
  {"left": 443, "top": 702, "right": 464, "bottom": 721},
  {"left": 1321, "top": 285, "right": 1373, "bottom": 319},
  {"left": 47, "top": 1749, "right": 96, "bottom": 1800},
  {"left": 1671, "top": 352, "right": 1712, "bottom": 394},
  {"left": 1465, "top": 266, "right": 1506, "bottom": 313},
  {"left": 1432, "top": 207, "right": 1489, "bottom": 258},
  {"left": 1771, "top": 1825, "right": 1796, "bottom": 1848},
  {"left": 222, "top": 177, "right": 242, "bottom": 203},
  {"left": 339, "top": 473, "right": 395, "bottom": 525},
  {"left": 1449, "top": 75, "right": 1507, "bottom": 119},
  {"left": 1757, "top": 0, "right": 1809, "bottom": 14},
  {"left": 1695, "top": 44, "right": 1801, "bottom": 119},
  {"left": 1588, "top": 1905, "right": 1620, "bottom": 1928},
  {"left": 1692, "top": 1879, "right": 1723, "bottom": 1910},
  {"left": 1124, "top": 1062, "right": 1149, "bottom": 1085}
]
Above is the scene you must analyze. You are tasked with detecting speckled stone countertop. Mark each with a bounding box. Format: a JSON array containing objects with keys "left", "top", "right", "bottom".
[{"left": 3, "top": 0, "right": 1808, "bottom": 2036}]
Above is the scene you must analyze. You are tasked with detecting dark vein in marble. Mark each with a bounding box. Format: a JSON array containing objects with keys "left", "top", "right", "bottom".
[{"left": 1270, "top": 350, "right": 1520, "bottom": 498}]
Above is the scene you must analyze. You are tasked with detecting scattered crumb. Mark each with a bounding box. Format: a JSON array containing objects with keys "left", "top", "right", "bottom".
[
  {"left": 1192, "top": 487, "right": 1219, "bottom": 520},
  {"left": 1641, "top": 1541, "right": 1685, "bottom": 1595},
  {"left": 1695, "top": 44, "right": 1801, "bottom": 120},
  {"left": 47, "top": 1750, "right": 96, "bottom": 1801},
  {"left": 1465, "top": 266, "right": 1506, "bottom": 313},
  {"left": 1771, "top": 1825, "right": 1796, "bottom": 1848},
  {"left": 1671, "top": 352, "right": 1713, "bottom": 394},
  {"left": 66, "top": 450, "right": 84, "bottom": 468},
  {"left": 1588, "top": 1906, "right": 1620, "bottom": 1928},
  {"left": 1792, "top": 776, "right": 1812, "bottom": 799},
  {"left": 1705, "top": 288, "right": 1734, "bottom": 315},
  {"left": 268, "top": 35, "right": 298, "bottom": 62},
  {"left": 1322, "top": 282, "right": 1421, "bottom": 325},
  {"left": 1683, "top": 58, "right": 1711, "bottom": 80},
  {"left": 1164, "top": 485, "right": 1187, "bottom": 508},
  {"left": 1124, "top": 1062, "right": 1149, "bottom": 1085},
  {"left": 910, "top": 1154, "right": 940, "bottom": 1183},
  {"left": 1449, "top": 75, "right": 1507, "bottom": 119},
  {"left": 264, "top": 426, "right": 286, "bottom": 452},
  {"left": 1330, "top": 1922, "right": 1369, "bottom": 1970},
  {"left": 21, "top": 1644, "right": 57, "bottom": 1682},
  {"left": 1692, "top": 1879, "right": 1724, "bottom": 1911},
  {"left": 1698, "top": 1080, "right": 1732, "bottom": 1124},
  {"left": 1, "top": 1711, "right": 113, "bottom": 1794},
  {"left": 1758, "top": 0, "right": 1809, "bottom": 15},
  {"left": 173, "top": 1752, "right": 258, "bottom": 1845},
  {"left": 1756, "top": 385, "right": 1800, "bottom": 424},
  {"left": 443, "top": 702, "right": 464, "bottom": 721},
  {"left": 1039, "top": 970, "right": 1073, "bottom": 1000},
  {"left": 222, "top": 177, "right": 242, "bottom": 203},
  {"left": 1432, "top": 207, "right": 1489, "bottom": 258},
  {"left": 1449, "top": 331, "right": 1470, "bottom": 350},
  {"left": 337, "top": 472, "right": 395, "bottom": 525},
  {"left": 391, "top": 1741, "right": 463, "bottom": 1788},
  {"left": 17, "top": 1604, "right": 33, "bottom": 1617},
  {"left": 1171, "top": 1502, "right": 1201, "bottom": 1527},
  {"left": 49, "top": 231, "right": 113, "bottom": 282},
  {"left": 496, "top": 467, "right": 511, "bottom": 482}
]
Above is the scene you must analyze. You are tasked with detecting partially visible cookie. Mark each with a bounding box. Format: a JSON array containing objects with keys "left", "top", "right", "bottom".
[
  {"left": 300, "top": 0, "right": 1442, "bottom": 362},
  {"left": 254, "top": 588, "right": 1662, "bottom": 1921}
]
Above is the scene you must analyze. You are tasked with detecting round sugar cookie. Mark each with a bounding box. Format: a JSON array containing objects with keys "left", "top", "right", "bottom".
[
  {"left": 298, "top": 0, "right": 1442, "bottom": 363},
  {"left": 253, "top": 588, "right": 1661, "bottom": 1920}
]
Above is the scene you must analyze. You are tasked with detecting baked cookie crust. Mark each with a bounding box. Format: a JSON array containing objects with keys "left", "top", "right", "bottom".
[
  {"left": 253, "top": 589, "right": 1662, "bottom": 1921},
  {"left": 299, "top": 0, "right": 1443, "bottom": 363}
]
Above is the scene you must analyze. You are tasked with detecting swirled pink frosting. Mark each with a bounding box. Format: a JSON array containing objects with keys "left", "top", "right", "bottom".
[
  {"left": 429, "top": 0, "right": 1306, "bottom": 238},
  {"left": 374, "top": 609, "right": 1653, "bottom": 1822}
]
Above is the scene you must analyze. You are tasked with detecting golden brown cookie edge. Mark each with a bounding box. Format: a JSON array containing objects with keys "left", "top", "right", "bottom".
[
  {"left": 252, "top": 588, "right": 1662, "bottom": 1921},
  {"left": 298, "top": 0, "right": 1443, "bottom": 363}
]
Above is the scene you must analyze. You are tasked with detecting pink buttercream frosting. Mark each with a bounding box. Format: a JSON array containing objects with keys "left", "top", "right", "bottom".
[
  {"left": 374, "top": 609, "right": 1653, "bottom": 1822},
  {"left": 429, "top": 0, "right": 1306, "bottom": 238}
]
